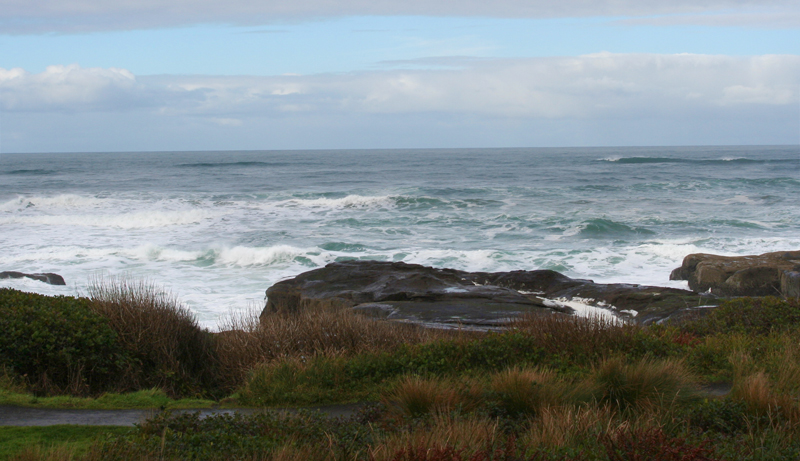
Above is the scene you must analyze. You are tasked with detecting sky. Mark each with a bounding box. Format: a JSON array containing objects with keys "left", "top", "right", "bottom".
[{"left": 1, "top": 0, "right": 799, "bottom": 152}]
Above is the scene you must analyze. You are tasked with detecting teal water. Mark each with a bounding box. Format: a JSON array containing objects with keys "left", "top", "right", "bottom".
[{"left": 1, "top": 146, "right": 798, "bottom": 327}]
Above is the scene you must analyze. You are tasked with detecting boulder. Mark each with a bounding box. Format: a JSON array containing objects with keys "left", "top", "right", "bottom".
[
  {"left": 263, "top": 260, "right": 712, "bottom": 327},
  {"left": 0, "top": 271, "right": 66, "bottom": 286},
  {"left": 670, "top": 251, "right": 800, "bottom": 297}
]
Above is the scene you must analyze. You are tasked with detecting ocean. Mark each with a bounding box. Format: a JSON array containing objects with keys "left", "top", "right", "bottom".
[{"left": 1, "top": 146, "right": 798, "bottom": 328}]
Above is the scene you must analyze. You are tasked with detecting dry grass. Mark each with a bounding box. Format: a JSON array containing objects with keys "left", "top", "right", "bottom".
[
  {"left": 586, "top": 357, "right": 698, "bottom": 412},
  {"left": 215, "top": 305, "right": 452, "bottom": 389},
  {"left": 369, "top": 413, "right": 501, "bottom": 461},
  {"left": 523, "top": 404, "right": 618, "bottom": 448},
  {"left": 509, "top": 313, "right": 638, "bottom": 358},
  {"left": 731, "top": 371, "right": 800, "bottom": 424},
  {"left": 489, "top": 366, "right": 563, "bottom": 417},
  {"left": 88, "top": 276, "right": 218, "bottom": 397},
  {"left": 386, "top": 376, "right": 469, "bottom": 418}
]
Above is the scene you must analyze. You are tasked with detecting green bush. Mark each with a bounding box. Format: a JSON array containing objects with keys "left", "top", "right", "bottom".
[
  {"left": 684, "top": 297, "right": 800, "bottom": 336},
  {"left": 99, "top": 409, "right": 377, "bottom": 461},
  {"left": 686, "top": 398, "right": 754, "bottom": 435},
  {"left": 0, "top": 288, "right": 127, "bottom": 395}
]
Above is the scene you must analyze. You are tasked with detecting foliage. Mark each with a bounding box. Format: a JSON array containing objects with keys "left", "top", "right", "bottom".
[
  {"left": 686, "top": 398, "right": 754, "bottom": 435},
  {"left": 93, "top": 408, "right": 379, "bottom": 461},
  {"left": 599, "top": 427, "right": 720, "bottom": 461},
  {"left": 88, "top": 277, "right": 220, "bottom": 398},
  {"left": 216, "top": 305, "right": 446, "bottom": 391},
  {"left": 683, "top": 296, "right": 800, "bottom": 336},
  {"left": 0, "top": 288, "right": 127, "bottom": 395}
]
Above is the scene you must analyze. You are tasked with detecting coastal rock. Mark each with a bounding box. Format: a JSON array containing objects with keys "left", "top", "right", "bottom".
[
  {"left": 263, "top": 260, "right": 711, "bottom": 327},
  {"left": 670, "top": 251, "right": 800, "bottom": 297},
  {"left": 0, "top": 271, "right": 66, "bottom": 286}
]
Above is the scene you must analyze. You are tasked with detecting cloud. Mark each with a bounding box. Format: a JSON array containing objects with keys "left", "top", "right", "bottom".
[
  {"left": 1, "top": 0, "right": 798, "bottom": 34},
  {"left": 0, "top": 64, "right": 184, "bottom": 112},
  {"left": 3, "top": 54, "right": 798, "bottom": 120},
  {"left": 617, "top": 11, "right": 800, "bottom": 28}
]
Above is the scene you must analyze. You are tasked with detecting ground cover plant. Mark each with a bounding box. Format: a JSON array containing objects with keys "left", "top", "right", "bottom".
[
  {"left": 3, "top": 284, "right": 800, "bottom": 460},
  {"left": 0, "top": 426, "right": 130, "bottom": 460}
]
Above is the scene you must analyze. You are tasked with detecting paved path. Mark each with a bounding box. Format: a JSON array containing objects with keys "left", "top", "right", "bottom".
[{"left": 0, "top": 404, "right": 365, "bottom": 427}]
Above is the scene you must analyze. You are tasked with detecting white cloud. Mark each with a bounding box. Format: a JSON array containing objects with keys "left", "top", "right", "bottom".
[
  {"left": 3, "top": 55, "right": 798, "bottom": 120},
  {"left": 618, "top": 11, "right": 800, "bottom": 29},
  {"left": 1, "top": 0, "right": 797, "bottom": 33},
  {"left": 0, "top": 64, "right": 153, "bottom": 111}
]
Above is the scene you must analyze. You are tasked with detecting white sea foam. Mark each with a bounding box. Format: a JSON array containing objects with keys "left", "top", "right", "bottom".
[
  {"left": 724, "top": 195, "right": 759, "bottom": 205},
  {"left": 128, "top": 245, "right": 204, "bottom": 262},
  {"left": 276, "top": 195, "right": 396, "bottom": 209},
  {"left": 0, "top": 194, "right": 110, "bottom": 211},
  {"left": 542, "top": 297, "right": 619, "bottom": 322},
  {"left": 215, "top": 245, "right": 326, "bottom": 267},
  {"left": 402, "top": 249, "right": 505, "bottom": 272},
  {"left": 0, "top": 209, "right": 217, "bottom": 228}
]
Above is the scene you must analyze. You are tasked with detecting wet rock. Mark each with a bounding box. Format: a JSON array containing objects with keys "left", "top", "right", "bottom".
[
  {"left": 670, "top": 251, "right": 800, "bottom": 297},
  {"left": 262, "top": 260, "right": 710, "bottom": 327},
  {"left": 0, "top": 271, "right": 66, "bottom": 286}
]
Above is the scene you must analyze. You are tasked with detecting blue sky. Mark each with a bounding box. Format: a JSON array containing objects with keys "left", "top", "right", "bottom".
[
  {"left": 1, "top": 1, "right": 799, "bottom": 152},
  {"left": 4, "top": 16, "right": 799, "bottom": 76}
]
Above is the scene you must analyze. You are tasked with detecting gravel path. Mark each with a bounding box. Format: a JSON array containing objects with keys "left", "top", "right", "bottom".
[{"left": 0, "top": 404, "right": 365, "bottom": 427}]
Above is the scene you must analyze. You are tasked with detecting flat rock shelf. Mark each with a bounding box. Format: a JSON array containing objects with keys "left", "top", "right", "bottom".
[{"left": 262, "top": 260, "right": 716, "bottom": 327}]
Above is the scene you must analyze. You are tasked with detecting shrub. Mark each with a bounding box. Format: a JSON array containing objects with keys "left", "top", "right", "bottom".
[
  {"left": 239, "top": 332, "right": 549, "bottom": 406},
  {"left": 88, "top": 277, "right": 219, "bottom": 398},
  {"left": 686, "top": 398, "right": 753, "bottom": 435},
  {"left": 0, "top": 288, "right": 126, "bottom": 395},
  {"left": 215, "top": 305, "right": 443, "bottom": 391},
  {"left": 93, "top": 408, "right": 377, "bottom": 461},
  {"left": 683, "top": 297, "right": 800, "bottom": 336}
]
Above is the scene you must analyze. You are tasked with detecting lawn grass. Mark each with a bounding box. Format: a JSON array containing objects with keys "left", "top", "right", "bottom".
[
  {"left": 0, "top": 426, "right": 130, "bottom": 460},
  {"left": 0, "top": 388, "right": 217, "bottom": 410}
]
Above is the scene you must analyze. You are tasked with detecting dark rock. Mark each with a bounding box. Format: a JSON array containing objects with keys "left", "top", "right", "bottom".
[
  {"left": 263, "top": 260, "right": 711, "bottom": 327},
  {"left": 782, "top": 271, "right": 800, "bottom": 299},
  {"left": 0, "top": 271, "right": 66, "bottom": 286},
  {"left": 670, "top": 250, "right": 800, "bottom": 297}
]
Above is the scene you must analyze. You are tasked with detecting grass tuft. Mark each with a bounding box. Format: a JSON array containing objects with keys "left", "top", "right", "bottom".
[
  {"left": 488, "top": 366, "right": 562, "bottom": 417},
  {"left": 587, "top": 357, "right": 698, "bottom": 412},
  {"left": 88, "top": 276, "right": 219, "bottom": 398},
  {"left": 215, "top": 305, "right": 445, "bottom": 390}
]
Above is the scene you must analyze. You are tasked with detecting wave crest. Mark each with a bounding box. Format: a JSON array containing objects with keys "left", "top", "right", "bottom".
[
  {"left": 0, "top": 194, "right": 108, "bottom": 211},
  {"left": 277, "top": 195, "right": 396, "bottom": 209}
]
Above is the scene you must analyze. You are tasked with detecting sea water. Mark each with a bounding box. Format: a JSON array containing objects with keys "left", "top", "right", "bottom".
[{"left": 1, "top": 146, "right": 798, "bottom": 328}]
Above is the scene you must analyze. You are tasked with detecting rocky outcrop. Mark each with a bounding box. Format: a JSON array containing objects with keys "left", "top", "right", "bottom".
[
  {"left": 670, "top": 251, "right": 800, "bottom": 297},
  {"left": 263, "top": 260, "right": 713, "bottom": 327},
  {"left": 0, "top": 271, "right": 66, "bottom": 286}
]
